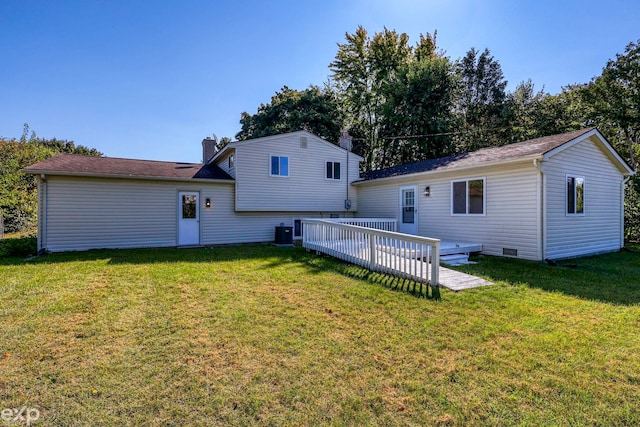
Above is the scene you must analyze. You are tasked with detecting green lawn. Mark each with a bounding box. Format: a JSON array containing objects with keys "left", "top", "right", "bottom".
[{"left": 1, "top": 245, "right": 639, "bottom": 426}]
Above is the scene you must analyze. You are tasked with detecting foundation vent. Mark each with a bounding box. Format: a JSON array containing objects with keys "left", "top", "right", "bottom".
[{"left": 502, "top": 248, "right": 518, "bottom": 257}]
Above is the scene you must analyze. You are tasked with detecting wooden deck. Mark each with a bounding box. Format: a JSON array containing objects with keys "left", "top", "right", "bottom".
[
  {"left": 302, "top": 219, "right": 492, "bottom": 292},
  {"left": 373, "top": 249, "right": 492, "bottom": 291}
]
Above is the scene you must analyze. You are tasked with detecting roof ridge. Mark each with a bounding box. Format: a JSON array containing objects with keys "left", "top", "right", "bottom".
[
  {"left": 53, "top": 152, "right": 203, "bottom": 165},
  {"left": 360, "top": 127, "right": 599, "bottom": 181}
]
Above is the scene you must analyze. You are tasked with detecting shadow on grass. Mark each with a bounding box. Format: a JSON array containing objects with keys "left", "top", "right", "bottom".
[
  {"left": 1, "top": 245, "right": 442, "bottom": 300},
  {"left": 0, "top": 244, "right": 300, "bottom": 267},
  {"left": 305, "top": 252, "right": 441, "bottom": 300},
  {"left": 453, "top": 249, "right": 640, "bottom": 306}
]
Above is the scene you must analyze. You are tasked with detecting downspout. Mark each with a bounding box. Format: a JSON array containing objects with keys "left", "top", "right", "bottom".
[
  {"left": 345, "top": 149, "right": 349, "bottom": 217},
  {"left": 621, "top": 176, "right": 631, "bottom": 248},
  {"left": 534, "top": 159, "right": 545, "bottom": 261}
]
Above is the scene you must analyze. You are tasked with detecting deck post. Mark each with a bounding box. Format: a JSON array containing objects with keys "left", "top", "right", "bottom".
[{"left": 431, "top": 240, "right": 440, "bottom": 289}]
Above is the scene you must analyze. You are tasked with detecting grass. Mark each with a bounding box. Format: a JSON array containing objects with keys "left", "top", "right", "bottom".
[{"left": 1, "top": 244, "right": 639, "bottom": 426}]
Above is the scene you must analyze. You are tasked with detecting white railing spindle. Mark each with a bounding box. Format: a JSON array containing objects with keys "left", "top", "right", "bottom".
[{"left": 302, "top": 219, "right": 440, "bottom": 288}]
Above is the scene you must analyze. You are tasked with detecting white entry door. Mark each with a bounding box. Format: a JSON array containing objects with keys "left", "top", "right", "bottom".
[
  {"left": 399, "top": 186, "right": 418, "bottom": 235},
  {"left": 178, "top": 191, "right": 200, "bottom": 245}
]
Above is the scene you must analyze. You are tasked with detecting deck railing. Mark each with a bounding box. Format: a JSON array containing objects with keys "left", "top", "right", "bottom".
[
  {"left": 323, "top": 217, "right": 397, "bottom": 232},
  {"left": 302, "top": 219, "right": 440, "bottom": 288}
]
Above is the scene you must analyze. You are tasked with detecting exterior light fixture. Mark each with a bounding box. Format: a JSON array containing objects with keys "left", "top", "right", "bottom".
[
  {"left": 205, "top": 198, "right": 211, "bottom": 208},
  {"left": 424, "top": 186, "right": 431, "bottom": 197}
]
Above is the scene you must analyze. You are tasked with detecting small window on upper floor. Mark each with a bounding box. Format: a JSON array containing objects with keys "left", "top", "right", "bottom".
[
  {"left": 270, "top": 156, "right": 289, "bottom": 177},
  {"left": 228, "top": 155, "right": 235, "bottom": 169},
  {"left": 326, "top": 161, "right": 341, "bottom": 180},
  {"left": 567, "top": 175, "right": 584, "bottom": 215}
]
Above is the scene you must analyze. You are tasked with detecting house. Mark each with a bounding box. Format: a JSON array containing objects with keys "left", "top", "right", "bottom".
[
  {"left": 25, "top": 127, "right": 634, "bottom": 260},
  {"left": 355, "top": 127, "right": 634, "bottom": 260},
  {"left": 24, "top": 131, "right": 362, "bottom": 252}
]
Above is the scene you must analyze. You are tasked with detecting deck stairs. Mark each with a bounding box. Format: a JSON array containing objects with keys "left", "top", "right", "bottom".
[{"left": 439, "top": 242, "right": 482, "bottom": 266}]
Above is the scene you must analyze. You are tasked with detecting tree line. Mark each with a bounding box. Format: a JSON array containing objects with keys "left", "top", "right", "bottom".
[{"left": 235, "top": 27, "right": 639, "bottom": 240}]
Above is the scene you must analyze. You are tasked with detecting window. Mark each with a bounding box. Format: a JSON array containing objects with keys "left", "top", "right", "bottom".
[
  {"left": 326, "top": 161, "right": 341, "bottom": 180},
  {"left": 228, "top": 155, "right": 235, "bottom": 169},
  {"left": 270, "top": 156, "right": 289, "bottom": 177},
  {"left": 566, "top": 175, "right": 584, "bottom": 215},
  {"left": 451, "top": 178, "right": 485, "bottom": 215},
  {"left": 181, "top": 195, "right": 197, "bottom": 219}
]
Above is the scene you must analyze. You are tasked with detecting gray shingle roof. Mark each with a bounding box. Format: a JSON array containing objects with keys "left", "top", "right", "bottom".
[
  {"left": 360, "top": 128, "right": 596, "bottom": 181},
  {"left": 24, "top": 153, "right": 234, "bottom": 181}
]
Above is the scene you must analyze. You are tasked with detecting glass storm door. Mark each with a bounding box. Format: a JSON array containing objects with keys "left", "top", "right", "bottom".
[
  {"left": 178, "top": 192, "right": 200, "bottom": 245},
  {"left": 399, "top": 186, "right": 418, "bottom": 235}
]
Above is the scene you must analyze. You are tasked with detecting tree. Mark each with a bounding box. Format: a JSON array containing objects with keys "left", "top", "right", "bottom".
[
  {"left": 379, "top": 54, "right": 458, "bottom": 166},
  {"left": 533, "top": 85, "right": 593, "bottom": 136},
  {"left": 454, "top": 48, "right": 510, "bottom": 150},
  {"left": 235, "top": 86, "right": 344, "bottom": 143},
  {"left": 330, "top": 26, "right": 412, "bottom": 170},
  {"left": 583, "top": 40, "right": 640, "bottom": 169}
]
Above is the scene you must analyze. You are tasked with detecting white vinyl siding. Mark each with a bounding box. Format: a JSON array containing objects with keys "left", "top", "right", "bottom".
[
  {"left": 357, "top": 163, "right": 540, "bottom": 260},
  {"left": 44, "top": 177, "right": 180, "bottom": 251},
  {"left": 543, "top": 137, "right": 624, "bottom": 259},
  {"left": 214, "top": 150, "right": 236, "bottom": 179},
  {"left": 235, "top": 133, "right": 361, "bottom": 212},
  {"left": 41, "top": 176, "right": 354, "bottom": 252}
]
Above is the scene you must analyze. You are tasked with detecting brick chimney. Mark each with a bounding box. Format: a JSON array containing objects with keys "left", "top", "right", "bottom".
[
  {"left": 339, "top": 131, "right": 352, "bottom": 151},
  {"left": 202, "top": 134, "right": 218, "bottom": 164}
]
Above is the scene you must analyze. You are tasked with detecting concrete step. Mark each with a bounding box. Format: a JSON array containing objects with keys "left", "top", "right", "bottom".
[{"left": 440, "top": 253, "right": 471, "bottom": 266}]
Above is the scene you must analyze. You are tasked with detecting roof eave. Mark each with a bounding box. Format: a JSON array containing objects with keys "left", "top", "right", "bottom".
[
  {"left": 353, "top": 156, "right": 541, "bottom": 186},
  {"left": 24, "top": 169, "right": 235, "bottom": 183}
]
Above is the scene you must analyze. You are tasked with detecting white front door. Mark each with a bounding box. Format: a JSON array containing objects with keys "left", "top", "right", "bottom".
[
  {"left": 399, "top": 186, "right": 418, "bottom": 235},
  {"left": 178, "top": 191, "right": 200, "bottom": 245}
]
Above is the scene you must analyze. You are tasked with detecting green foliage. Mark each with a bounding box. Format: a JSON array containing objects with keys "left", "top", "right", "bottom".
[
  {"left": 0, "top": 234, "right": 37, "bottom": 258},
  {"left": 379, "top": 55, "right": 458, "bottom": 166},
  {"left": 235, "top": 86, "right": 344, "bottom": 142},
  {"left": 583, "top": 39, "right": 640, "bottom": 170},
  {"left": 454, "top": 47, "right": 510, "bottom": 150},
  {"left": 0, "top": 124, "right": 102, "bottom": 233},
  {"left": 330, "top": 26, "right": 414, "bottom": 170},
  {"left": 625, "top": 177, "right": 640, "bottom": 242}
]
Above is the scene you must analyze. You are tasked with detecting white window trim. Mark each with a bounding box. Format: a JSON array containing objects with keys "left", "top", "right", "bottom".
[
  {"left": 566, "top": 174, "right": 585, "bottom": 216},
  {"left": 324, "top": 160, "right": 342, "bottom": 181},
  {"left": 269, "top": 154, "right": 289, "bottom": 177},
  {"left": 450, "top": 177, "right": 486, "bottom": 216}
]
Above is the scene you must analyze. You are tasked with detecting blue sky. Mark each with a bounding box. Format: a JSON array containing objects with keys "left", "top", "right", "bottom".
[{"left": 1, "top": 0, "right": 638, "bottom": 162}]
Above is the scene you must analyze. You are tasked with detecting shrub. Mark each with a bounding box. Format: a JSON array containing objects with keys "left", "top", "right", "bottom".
[
  {"left": 0, "top": 235, "right": 38, "bottom": 258},
  {"left": 626, "top": 177, "right": 640, "bottom": 243}
]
